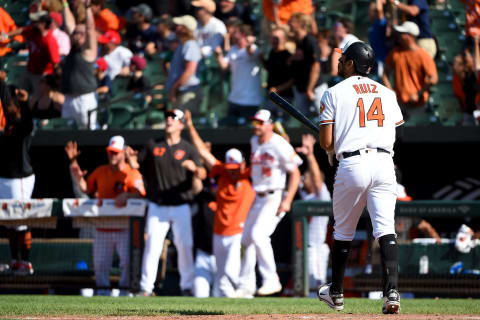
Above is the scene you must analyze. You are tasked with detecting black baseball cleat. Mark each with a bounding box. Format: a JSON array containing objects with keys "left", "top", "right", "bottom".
[
  {"left": 382, "top": 289, "right": 401, "bottom": 314},
  {"left": 317, "top": 284, "right": 344, "bottom": 311}
]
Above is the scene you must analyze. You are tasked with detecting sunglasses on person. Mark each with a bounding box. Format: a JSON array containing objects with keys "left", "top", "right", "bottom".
[
  {"left": 165, "top": 112, "right": 182, "bottom": 121},
  {"left": 252, "top": 120, "right": 265, "bottom": 126}
]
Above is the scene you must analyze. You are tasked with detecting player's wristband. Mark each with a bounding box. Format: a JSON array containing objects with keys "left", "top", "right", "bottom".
[{"left": 63, "top": 1, "right": 69, "bottom": 8}]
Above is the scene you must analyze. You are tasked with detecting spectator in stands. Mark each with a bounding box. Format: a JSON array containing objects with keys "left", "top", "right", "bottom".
[
  {"left": 166, "top": 15, "right": 203, "bottom": 115},
  {"left": 95, "top": 56, "right": 112, "bottom": 100},
  {"left": 390, "top": 0, "right": 436, "bottom": 58},
  {"left": 0, "top": 80, "right": 35, "bottom": 276},
  {"left": 215, "top": 24, "right": 264, "bottom": 119},
  {"left": 127, "top": 55, "right": 152, "bottom": 104},
  {"left": 125, "top": 4, "right": 157, "bottom": 55},
  {"left": 49, "top": 11, "right": 71, "bottom": 57},
  {"left": 462, "top": 0, "right": 480, "bottom": 46},
  {"left": 91, "top": 0, "right": 123, "bottom": 34},
  {"left": 452, "top": 36, "right": 480, "bottom": 126},
  {"left": 99, "top": 30, "right": 133, "bottom": 80},
  {"left": 151, "top": 14, "right": 177, "bottom": 55},
  {"left": 127, "top": 109, "right": 206, "bottom": 297},
  {"left": 331, "top": 17, "right": 359, "bottom": 77},
  {"left": 368, "top": 0, "right": 390, "bottom": 77},
  {"left": 65, "top": 136, "right": 146, "bottom": 296},
  {"left": 0, "top": 6, "right": 24, "bottom": 59},
  {"left": 288, "top": 12, "right": 320, "bottom": 116},
  {"left": 263, "top": 27, "right": 294, "bottom": 119},
  {"left": 29, "top": 74, "right": 64, "bottom": 121},
  {"left": 61, "top": 0, "right": 98, "bottom": 130},
  {"left": 295, "top": 133, "right": 331, "bottom": 289},
  {"left": 3, "top": 11, "right": 60, "bottom": 94},
  {"left": 383, "top": 21, "right": 438, "bottom": 125},
  {"left": 185, "top": 109, "right": 255, "bottom": 297},
  {"left": 222, "top": 16, "right": 242, "bottom": 52},
  {"left": 261, "top": 0, "right": 316, "bottom": 42},
  {"left": 193, "top": 0, "right": 227, "bottom": 57},
  {"left": 313, "top": 28, "right": 335, "bottom": 108},
  {"left": 214, "top": 0, "right": 253, "bottom": 27}
]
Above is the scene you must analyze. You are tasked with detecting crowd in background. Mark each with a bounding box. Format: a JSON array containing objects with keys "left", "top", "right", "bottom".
[{"left": 0, "top": 0, "right": 478, "bottom": 129}]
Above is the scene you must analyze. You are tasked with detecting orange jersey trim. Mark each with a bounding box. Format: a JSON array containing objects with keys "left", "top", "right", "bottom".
[{"left": 319, "top": 120, "right": 335, "bottom": 125}]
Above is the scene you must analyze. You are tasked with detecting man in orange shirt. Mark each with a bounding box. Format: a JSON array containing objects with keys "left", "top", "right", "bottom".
[
  {"left": 91, "top": 0, "right": 123, "bottom": 33},
  {"left": 65, "top": 135, "right": 146, "bottom": 296},
  {"left": 0, "top": 6, "right": 24, "bottom": 58},
  {"left": 382, "top": 21, "right": 438, "bottom": 125},
  {"left": 185, "top": 110, "right": 255, "bottom": 297}
]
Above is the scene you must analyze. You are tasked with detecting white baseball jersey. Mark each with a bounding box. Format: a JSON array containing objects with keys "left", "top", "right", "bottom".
[
  {"left": 318, "top": 76, "right": 404, "bottom": 159},
  {"left": 250, "top": 133, "right": 303, "bottom": 192}
]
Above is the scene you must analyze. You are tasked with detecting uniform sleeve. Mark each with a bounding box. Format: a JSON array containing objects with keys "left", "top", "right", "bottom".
[
  {"left": 127, "top": 169, "right": 146, "bottom": 197},
  {"left": 318, "top": 90, "right": 335, "bottom": 126},
  {"left": 86, "top": 167, "right": 100, "bottom": 195},
  {"left": 276, "top": 137, "right": 303, "bottom": 172}
]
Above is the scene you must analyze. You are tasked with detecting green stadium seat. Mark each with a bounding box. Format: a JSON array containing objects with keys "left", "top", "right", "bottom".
[{"left": 38, "top": 117, "right": 77, "bottom": 130}]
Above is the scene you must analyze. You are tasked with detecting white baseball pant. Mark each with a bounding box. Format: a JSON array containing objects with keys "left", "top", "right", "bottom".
[
  {"left": 140, "top": 202, "right": 194, "bottom": 293},
  {"left": 333, "top": 152, "right": 397, "bottom": 241},
  {"left": 0, "top": 175, "right": 35, "bottom": 231},
  {"left": 213, "top": 233, "right": 242, "bottom": 297},
  {"left": 239, "top": 190, "right": 284, "bottom": 291},
  {"left": 93, "top": 228, "right": 130, "bottom": 293},
  {"left": 193, "top": 248, "right": 217, "bottom": 298},
  {"left": 308, "top": 216, "right": 330, "bottom": 287}
]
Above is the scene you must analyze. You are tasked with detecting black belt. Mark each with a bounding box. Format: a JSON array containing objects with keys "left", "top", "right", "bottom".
[
  {"left": 257, "top": 190, "right": 276, "bottom": 197},
  {"left": 342, "top": 148, "right": 389, "bottom": 159}
]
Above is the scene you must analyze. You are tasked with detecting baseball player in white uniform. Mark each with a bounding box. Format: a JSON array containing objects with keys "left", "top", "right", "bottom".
[
  {"left": 317, "top": 41, "right": 404, "bottom": 314},
  {"left": 236, "top": 109, "right": 302, "bottom": 298},
  {"left": 295, "top": 134, "right": 331, "bottom": 289}
]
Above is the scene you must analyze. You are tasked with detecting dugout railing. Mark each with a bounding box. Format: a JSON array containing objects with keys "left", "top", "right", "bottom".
[
  {"left": 0, "top": 199, "right": 145, "bottom": 294},
  {"left": 291, "top": 200, "right": 480, "bottom": 297}
]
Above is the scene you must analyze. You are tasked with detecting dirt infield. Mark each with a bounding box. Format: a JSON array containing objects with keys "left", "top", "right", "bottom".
[{"left": 18, "top": 315, "right": 480, "bottom": 320}]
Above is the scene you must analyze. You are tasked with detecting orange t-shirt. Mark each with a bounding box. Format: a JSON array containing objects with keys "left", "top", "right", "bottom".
[
  {"left": 0, "top": 7, "right": 24, "bottom": 57},
  {"left": 94, "top": 8, "right": 121, "bottom": 33},
  {"left": 385, "top": 47, "right": 437, "bottom": 106},
  {"left": 86, "top": 164, "right": 146, "bottom": 198},
  {"left": 209, "top": 161, "right": 255, "bottom": 236},
  {"left": 263, "top": 0, "right": 314, "bottom": 24}
]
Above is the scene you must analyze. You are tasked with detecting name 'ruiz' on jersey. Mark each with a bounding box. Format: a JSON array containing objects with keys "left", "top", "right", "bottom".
[{"left": 318, "top": 76, "right": 404, "bottom": 158}]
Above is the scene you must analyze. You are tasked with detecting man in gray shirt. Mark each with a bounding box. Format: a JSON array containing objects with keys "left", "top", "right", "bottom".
[{"left": 166, "top": 15, "right": 203, "bottom": 116}]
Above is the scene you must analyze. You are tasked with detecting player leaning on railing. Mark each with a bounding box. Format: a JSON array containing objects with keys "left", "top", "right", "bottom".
[{"left": 65, "top": 136, "right": 146, "bottom": 296}]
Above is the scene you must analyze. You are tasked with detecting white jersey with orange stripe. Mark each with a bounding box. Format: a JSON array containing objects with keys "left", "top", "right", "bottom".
[
  {"left": 318, "top": 75, "right": 404, "bottom": 159},
  {"left": 250, "top": 133, "right": 303, "bottom": 192}
]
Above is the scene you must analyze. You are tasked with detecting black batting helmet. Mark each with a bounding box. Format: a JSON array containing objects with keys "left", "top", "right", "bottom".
[{"left": 341, "top": 41, "right": 376, "bottom": 75}]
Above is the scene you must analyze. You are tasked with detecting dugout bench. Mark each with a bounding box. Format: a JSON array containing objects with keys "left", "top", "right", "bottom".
[
  {"left": 291, "top": 200, "right": 480, "bottom": 297},
  {"left": 0, "top": 199, "right": 145, "bottom": 293}
]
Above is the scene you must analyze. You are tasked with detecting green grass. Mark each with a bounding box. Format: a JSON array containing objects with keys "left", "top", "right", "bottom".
[{"left": 0, "top": 296, "right": 479, "bottom": 316}]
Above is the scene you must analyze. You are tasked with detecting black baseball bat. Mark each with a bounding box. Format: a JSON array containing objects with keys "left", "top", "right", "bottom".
[{"left": 268, "top": 92, "right": 319, "bottom": 133}]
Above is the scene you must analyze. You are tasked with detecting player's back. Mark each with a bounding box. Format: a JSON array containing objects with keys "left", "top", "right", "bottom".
[{"left": 320, "top": 75, "right": 404, "bottom": 156}]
